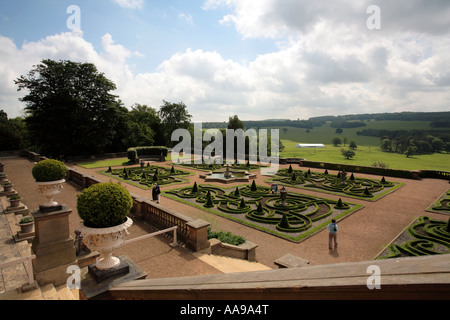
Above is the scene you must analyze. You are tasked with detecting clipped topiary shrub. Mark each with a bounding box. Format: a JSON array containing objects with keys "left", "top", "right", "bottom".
[
  {"left": 77, "top": 182, "right": 133, "bottom": 228},
  {"left": 32, "top": 159, "right": 68, "bottom": 182}
]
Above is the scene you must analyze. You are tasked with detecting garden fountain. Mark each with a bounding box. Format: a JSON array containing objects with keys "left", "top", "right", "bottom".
[{"left": 200, "top": 164, "right": 257, "bottom": 184}]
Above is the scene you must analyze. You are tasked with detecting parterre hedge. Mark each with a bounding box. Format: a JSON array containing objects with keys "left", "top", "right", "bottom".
[
  {"left": 165, "top": 183, "right": 362, "bottom": 242},
  {"left": 267, "top": 168, "right": 402, "bottom": 201},
  {"left": 100, "top": 165, "right": 191, "bottom": 188},
  {"left": 377, "top": 216, "right": 450, "bottom": 259}
]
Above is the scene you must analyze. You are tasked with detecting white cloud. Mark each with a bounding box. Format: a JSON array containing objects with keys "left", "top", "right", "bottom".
[
  {"left": 112, "top": 0, "right": 144, "bottom": 10},
  {"left": 178, "top": 13, "right": 194, "bottom": 26},
  {"left": 1, "top": 0, "right": 450, "bottom": 122}
]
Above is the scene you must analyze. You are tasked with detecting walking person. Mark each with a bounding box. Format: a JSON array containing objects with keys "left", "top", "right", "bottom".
[
  {"left": 328, "top": 219, "right": 338, "bottom": 250},
  {"left": 152, "top": 182, "right": 161, "bottom": 204}
]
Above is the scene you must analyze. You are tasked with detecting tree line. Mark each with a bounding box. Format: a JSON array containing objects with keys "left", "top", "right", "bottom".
[
  {"left": 4, "top": 59, "right": 281, "bottom": 159},
  {"left": 2, "top": 60, "right": 193, "bottom": 158}
]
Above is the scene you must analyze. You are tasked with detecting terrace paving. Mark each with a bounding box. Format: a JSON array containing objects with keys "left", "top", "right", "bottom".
[{"left": 1, "top": 156, "right": 449, "bottom": 295}]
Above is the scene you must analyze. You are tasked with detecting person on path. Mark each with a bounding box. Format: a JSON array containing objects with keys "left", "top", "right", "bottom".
[
  {"left": 152, "top": 182, "right": 161, "bottom": 204},
  {"left": 328, "top": 219, "right": 338, "bottom": 250}
]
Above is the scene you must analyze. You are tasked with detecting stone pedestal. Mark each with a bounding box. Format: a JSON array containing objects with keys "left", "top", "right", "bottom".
[
  {"left": 186, "top": 219, "right": 211, "bottom": 252},
  {"left": 31, "top": 205, "right": 77, "bottom": 286},
  {"left": 80, "top": 256, "right": 147, "bottom": 300}
]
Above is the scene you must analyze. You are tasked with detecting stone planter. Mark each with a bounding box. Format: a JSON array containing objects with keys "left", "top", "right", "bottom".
[
  {"left": 3, "top": 184, "right": 13, "bottom": 192},
  {"left": 18, "top": 221, "right": 34, "bottom": 234},
  {"left": 8, "top": 196, "right": 22, "bottom": 208},
  {"left": 78, "top": 217, "right": 133, "bottom": 270},
  {"left": 36, "top": 179, "right": 65, "bottom": 210}
]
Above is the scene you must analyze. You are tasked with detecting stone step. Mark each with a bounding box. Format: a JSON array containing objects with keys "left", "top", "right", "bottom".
[
  {"left": 193, "top": 253, "right": 271, "bottom": 274},
  {"left": 0, "top": 283, "right": 78, "bottom": 300}
]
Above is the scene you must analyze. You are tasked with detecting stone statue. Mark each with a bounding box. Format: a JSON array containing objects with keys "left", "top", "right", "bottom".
[{"left": 74, "top": 229, "right": 91, "bottom": 256}]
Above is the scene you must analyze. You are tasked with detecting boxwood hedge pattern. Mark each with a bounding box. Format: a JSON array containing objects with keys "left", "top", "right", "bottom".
[
  {"left": 428, "top": 190, "right": 450, "bottom": 214},
  {"left": 100, "top": 165, "right": 192, "bottom": 189},
  {"left": 165, "top": 183, "right": 362, "bottom": 242},
  {"left": 267, "top": 167, "right": 402, "bottom": 201},
  {"left": 377, "top": 216, "right": 450, "bottom": 259}
]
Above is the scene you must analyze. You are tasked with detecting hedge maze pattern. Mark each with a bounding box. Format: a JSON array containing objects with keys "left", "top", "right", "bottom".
[
  {"left": 101, "top": 165, "right": 192, "bottom": 188},
  {"left": 377, "top": 216, "right": 450, "bottom": 259},
  {"left": 165, "top": 181, "right": 362, "bottom": 242},
  {"left": 428, "top": 190, "right": 450, "bottom": 214},
  {"left": 268, "top": 167, "right": 402, "bottom": 201}
]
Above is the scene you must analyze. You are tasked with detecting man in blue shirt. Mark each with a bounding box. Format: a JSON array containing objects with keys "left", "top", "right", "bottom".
[{"left": 328, "top": 219, "right": 338, "bottom": 250}]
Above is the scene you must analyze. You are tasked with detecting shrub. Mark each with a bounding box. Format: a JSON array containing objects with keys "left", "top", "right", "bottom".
[
  {"left": 204, "top": 190, "right": 214, "bottom": 208},
  {"left": 77, "top": 182, "right": 133, "bottom": 228},
  {"left": 19, "top": 216, "right": 34, "bottom": 224},
  {"left": 207, "top": 228, "right": 246, "bottom": 246},
  {"left": 32, "top": 159, "right": 67, "bottom": 182},
  {"left": 127, "top": 146, "right": 169, "bottom": 162}
]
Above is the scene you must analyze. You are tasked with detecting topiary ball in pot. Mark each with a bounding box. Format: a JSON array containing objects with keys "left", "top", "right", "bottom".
[
  {"left": 32, "top": 159, "right": 68, "bottom": 182},
  {"left": 77, "top": 182, "right": 133, "bottom": 228}
]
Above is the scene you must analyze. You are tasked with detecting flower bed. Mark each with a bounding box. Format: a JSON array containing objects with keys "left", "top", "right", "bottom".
[
  {"left": 164, "top": 183, "right": 363, "bottom": 242},
  {"left": 99, "top": 165, "right": 192, "bottom": 189},
  {"left": 376, "top": 216, "right": 450, "bottom": 259},
  {"left": 266, "top": 167, "right": 403, "bottom": 201}
]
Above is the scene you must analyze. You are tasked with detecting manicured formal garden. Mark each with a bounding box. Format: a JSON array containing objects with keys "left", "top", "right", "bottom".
[
  {"left": 427, "top": 189, "right": 450, "bottom": 214},
  {"left": 266, "top": 166, "right": 403, "bottom": 201},
  {"left": 99, "top": 164, "right": 193, "bottom": 189},
  {"left": 164, "top": 181, "right": 363, "bottom": 242},
  {"left": 376, "top": 216, "right": 450, "bottom": 259}
]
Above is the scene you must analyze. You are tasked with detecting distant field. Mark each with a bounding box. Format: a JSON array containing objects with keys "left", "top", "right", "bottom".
[
  {"left": 75, "top": 120, "right": 450, "bottom": 172},
  {"left": 274, "top": 121, "right": 450, "bottom": 171}
]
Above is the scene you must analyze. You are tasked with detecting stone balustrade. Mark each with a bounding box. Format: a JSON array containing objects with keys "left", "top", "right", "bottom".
[{"left": 66, "top": 168, "right": 210, "bottom": 252}]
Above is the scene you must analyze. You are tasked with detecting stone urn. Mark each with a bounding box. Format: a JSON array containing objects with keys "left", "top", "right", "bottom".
[
  {"left": 32, "top": 159, "right": 68, "bottom": 211},
  {"left": 78, "top": 217, "right": 133, "bottom": 270},
  {"left": 36, "top": 179, "right": 65, "bottom": 209},
  {"left": 77, "top": 182, "right": 134, "bottom": 271}
]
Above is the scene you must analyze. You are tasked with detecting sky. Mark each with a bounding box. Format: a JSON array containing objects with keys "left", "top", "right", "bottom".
[{"left": 0, "top": 0, "right": 449, "bottom": 122}]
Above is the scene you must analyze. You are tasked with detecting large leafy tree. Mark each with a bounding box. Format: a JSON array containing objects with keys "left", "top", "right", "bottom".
[
  {"left": 126, "top": 104, "right": 163, "bottom": 147},
  {"left": 15, "top": 59, "right": 123, "bottom": 157},
  {"left": 158, "top": 100, "right": 192, "bottom": 147},
  {"left": 0, "top": 110, "right": 28, "bottom": 151}
]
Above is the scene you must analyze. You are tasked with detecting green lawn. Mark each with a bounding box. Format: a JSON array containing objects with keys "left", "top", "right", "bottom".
[
  {"left": 76, "top": 158, "right": 134, "bottom": 169},
  {"left": 276, "top": 122, "right": 450, "bottom": 171}
]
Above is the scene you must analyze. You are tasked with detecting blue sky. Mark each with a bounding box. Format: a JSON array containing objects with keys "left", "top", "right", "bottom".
[{"left": 1, "top": 1, "right": 449, "bottom": 122}]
